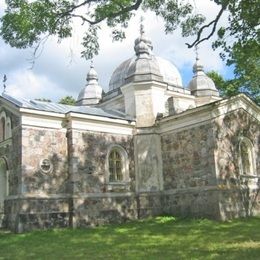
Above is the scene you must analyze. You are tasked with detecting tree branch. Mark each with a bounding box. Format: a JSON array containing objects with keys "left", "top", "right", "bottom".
[
  {"left": 57, "top": 0, "right": 143, "bottom": 25},
  {"left": 186, "top": 4, "right": 227, "bottom": 48}
]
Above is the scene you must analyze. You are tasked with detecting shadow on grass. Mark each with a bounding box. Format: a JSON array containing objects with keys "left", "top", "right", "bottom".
[{"left": 0, "top": 217, "right": 259, "bottom": 259}]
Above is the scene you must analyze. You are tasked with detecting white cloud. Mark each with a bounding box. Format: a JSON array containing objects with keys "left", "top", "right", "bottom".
[{"left": 6, "top": 69, "right": 72, "bottom": 101}]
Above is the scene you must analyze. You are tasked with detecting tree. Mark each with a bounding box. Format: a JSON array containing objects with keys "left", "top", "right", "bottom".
[
  {"left": 207, "top": 69, "right": 259, "bottom": 105},
  {"left": 0, "top": 1, "right": 259, "bottom": 101},
  {"left": 59, "top": 96, "right": 76, "bottom": 105}
]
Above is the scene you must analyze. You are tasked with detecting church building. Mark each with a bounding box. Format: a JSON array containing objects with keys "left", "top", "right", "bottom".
[{"left": 0, "top": 25, "right": 259, "bottom": 232}]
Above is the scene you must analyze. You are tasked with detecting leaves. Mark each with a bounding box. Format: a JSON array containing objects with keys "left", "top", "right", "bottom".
[
  {"left": 59, "top": 95, "right": 76, "bottom": 105},
  {"left": 81, "top": 25, "right": 100, "bottom": 60},
  {"left": 0, "top": 0, "right": 72, "bottom": 48}
]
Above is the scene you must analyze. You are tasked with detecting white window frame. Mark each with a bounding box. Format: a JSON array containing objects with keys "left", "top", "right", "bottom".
[
  {"left": 105, "top": 145, "right": 130, "bottom": 191},
  {"left": 238, "top": 137, "right": 257, "bottom": 187},
  {"left": 0, "top": 111, "right": 12, "bottom": 142},
  {"left": 0, "top": 157, "right": 9, "bottom": 213}
]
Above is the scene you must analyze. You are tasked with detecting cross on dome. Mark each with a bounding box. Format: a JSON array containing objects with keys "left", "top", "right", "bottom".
[{"left": 193, "top": 45, "right": 204, "bottom": 73}]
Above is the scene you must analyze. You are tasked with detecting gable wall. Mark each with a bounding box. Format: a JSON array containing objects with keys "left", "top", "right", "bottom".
[{"left": 214, "top": 108, "right": 260, "bottom": 219}]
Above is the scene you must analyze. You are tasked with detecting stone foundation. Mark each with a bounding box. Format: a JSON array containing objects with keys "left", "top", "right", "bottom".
[
  {"left": 3, "top": 184, "right": 260, "bottom": 232},
  {"left": 72, "top": 194, "right": 138, "bottom": 227},
  {"left": 4, "top": 197, "right": 70, "bottom": 232}
]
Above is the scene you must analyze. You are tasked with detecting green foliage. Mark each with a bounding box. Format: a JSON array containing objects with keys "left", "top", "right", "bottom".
[
  {"left": 155, "top": 215, "right": 176, "bottom": 223},
  {"left": 81, "top": 25, "right": 100, "bottom": 60},
  {"left": 0, "top": 217, "right": 259, "bottom": 259},
  {"left": 207, "top": 68, "right": 259, "bottom": 105},
  {"left": 1, "top": 0, "right": 72, "bottom": 48},
  {"left": 58, "top": 95, "right": 76, "bottom": 105},
  {"left": 228, "top": 40, "right": 260, "bottom": 105}
]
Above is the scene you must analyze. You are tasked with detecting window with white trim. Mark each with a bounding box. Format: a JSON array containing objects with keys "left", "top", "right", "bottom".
[
  {"left": 238, "top": 137, "right": 257, "bottom": 187},
  {"left": 0, "top": 158, "right": 8, "bottom": 215},
  {"left": 106, "top": 145, "right": 130, "bottom": 191},
  {"left": 239, "top": 137, "right": 255, "bottom": 175},
  {"left": 0, "top": 111, "right": 12, "bottom": 142},
  {"left": 109, "top": 150, "right": 123, "bottom": 182},
  {"left": 0, "top": 118, "right": 5, "bottom": 142}
]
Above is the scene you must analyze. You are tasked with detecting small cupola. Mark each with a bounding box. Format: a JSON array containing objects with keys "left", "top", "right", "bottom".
[
  {"left": 188, "top": 54, "right": 219, "bottom": 97},
  {"left": 76, "top": 62, "right": 103, "bottom": 106}
]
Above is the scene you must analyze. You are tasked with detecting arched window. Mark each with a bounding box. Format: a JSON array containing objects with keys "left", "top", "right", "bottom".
[
  {"left": 5, "top": 117, "right": 12, "bottom": 139},
  {"left": 239, "top": 137, "right": 256, "bottom": 176},
  {"left": 109, "top": 150, "right": 123, "bottom": 182},
  {"left": 0, "top": 158, "right": 8, "bottom": 218},
  {"left": 0, "top": 118, "right": 5, "bottom": 142},
  {"left": 106, "top": 145, "right": 129, "bottom": 191}
]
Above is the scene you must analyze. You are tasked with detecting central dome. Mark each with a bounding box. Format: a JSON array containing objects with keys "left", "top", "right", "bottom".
[
  {"left": 108, "top": 55, "right": 183, "bottom": 92},
  {"left": 108, "top": 24, "right": 183, "bottom": 92}
]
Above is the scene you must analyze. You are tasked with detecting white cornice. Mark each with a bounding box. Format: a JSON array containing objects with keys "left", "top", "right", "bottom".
[
  {"left": 211, "top": 94, "right": 260, "bottom": 121},
  {"left": 67, "top": 112, "right": 135, "bottom": 135},
  {"left": 19, "top": 108, "right": 65, "bottom": 118},
  {"left": 0, "top": 99, "right": 20, "bottom": 116},
  {"left": 158, "top": 94, "right": 260, "bottom": 134},
  {"left": 21, "top": 114, "right": 65, "bottom": 129},
  {"left": 67, "top": 112, "right": 134, "bottom": 125}
]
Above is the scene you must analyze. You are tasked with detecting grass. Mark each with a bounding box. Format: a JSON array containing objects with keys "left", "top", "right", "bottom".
[{"left": 0, "top": 216, "right": 260, "bottom": 260}]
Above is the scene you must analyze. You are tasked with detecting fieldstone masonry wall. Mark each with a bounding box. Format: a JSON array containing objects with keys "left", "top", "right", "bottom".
[
  {"left": 68, "top": 130, "right": 135, "bottom": 193},
  {"left": 161, "top": 123, "right": 216, "bottom": 190},
  {"left": 160, "top": 122, "right": 219, "bottom": 218},
  {"left": 5, "top": 127, "right": 70, "bottom": 232},
  {"left": 21, "top": 127, "right": 68, "bottom": 194},
  {"left": 67, "top": 130, "right": 137, "bottom": 227},
  {"left": 214, "top": 109, "right": 260, "bottom": 219}
]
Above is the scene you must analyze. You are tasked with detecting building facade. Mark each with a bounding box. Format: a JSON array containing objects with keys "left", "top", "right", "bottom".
[{"left": 0, "top": 27, "right": 259, "bottom": 232}]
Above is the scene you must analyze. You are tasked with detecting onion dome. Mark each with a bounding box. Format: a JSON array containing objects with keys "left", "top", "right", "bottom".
[
  {"left": 188, "top": 56, "right": 219, "bottom": 97},
  {"left": 76, "top": 62, "right": 103, "bottom": 106},
  {"left": 108, "top": 24, "right": 182, "bottom": 91}
]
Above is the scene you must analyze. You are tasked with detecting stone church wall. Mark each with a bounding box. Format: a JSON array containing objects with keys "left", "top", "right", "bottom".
[
  {"left": 2, "top": 114, "right": 23, "bottom": 230},
  {"left": 5, "top": 126, "right": 70, "bottom": 232},
  {"left": 0, "top": 111, "right": 21, "bottom": 196},
  {"left": 214, "top": 108, "right": 260, "bottom": 219},
  {"left": 161, "top": 122, "right": 220, "bottom": 218},
  {"left": 67, "top": 129, "right": 137, "bottom": 227},
  {"left": 21, "top": 127, "right": 68, "bottom": 194}
]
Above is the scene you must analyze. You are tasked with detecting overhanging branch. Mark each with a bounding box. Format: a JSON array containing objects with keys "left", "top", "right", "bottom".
[
  {"left": 186, "top": 4, "right": 227, "bottom": 48},
  {"left": 57, "top": 0, "right": 143, "bottom": 25}
]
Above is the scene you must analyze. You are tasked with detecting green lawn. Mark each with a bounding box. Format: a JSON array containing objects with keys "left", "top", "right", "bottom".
[{"left": 0, "top": 216, "right": 259, "bottom": 260}]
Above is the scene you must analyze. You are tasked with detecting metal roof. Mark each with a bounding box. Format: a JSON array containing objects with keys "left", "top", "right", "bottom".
[{"left": 0, "top": 93, "right": 133, "bottom": 121}]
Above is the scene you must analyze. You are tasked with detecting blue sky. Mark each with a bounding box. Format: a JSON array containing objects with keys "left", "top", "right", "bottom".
[{"left": 0, "top": 0, "right": 233, "bottom": 102}]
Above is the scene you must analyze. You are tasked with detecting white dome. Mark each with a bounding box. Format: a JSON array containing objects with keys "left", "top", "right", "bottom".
[{"left": 108, "top": 55, "right": 183, "bottom": 91}]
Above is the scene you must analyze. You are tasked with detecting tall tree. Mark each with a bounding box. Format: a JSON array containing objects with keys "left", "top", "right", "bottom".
[{"left": 0, "top": 1, "right": 259, "bottom": 101}]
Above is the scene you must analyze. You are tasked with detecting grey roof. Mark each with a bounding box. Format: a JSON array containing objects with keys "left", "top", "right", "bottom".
[{"left": 0, "top": 93, "right": 133, "bottom": 121}]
